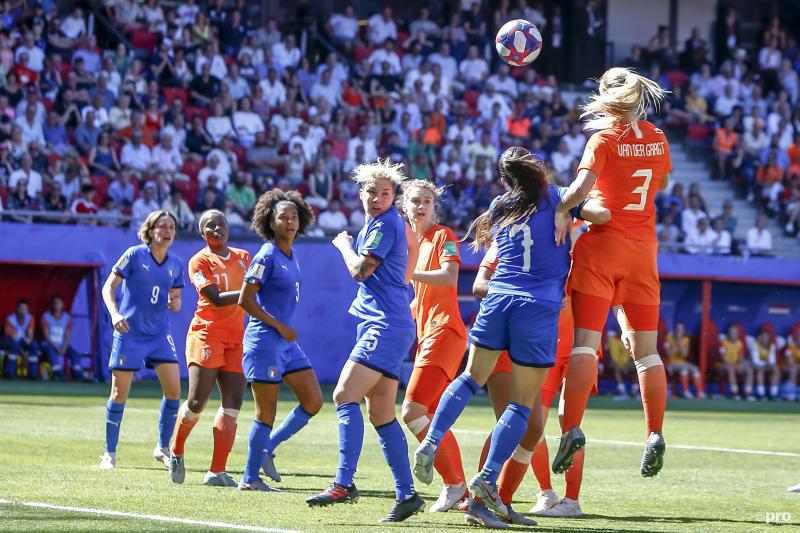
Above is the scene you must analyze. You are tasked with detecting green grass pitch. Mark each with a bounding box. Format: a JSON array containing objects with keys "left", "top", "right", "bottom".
[{"left": 0, "top": 380, "right": 798, "bottom": 532}]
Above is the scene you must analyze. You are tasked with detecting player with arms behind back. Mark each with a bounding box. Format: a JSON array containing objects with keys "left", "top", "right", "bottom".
[
  {"left": 554, "top": 67, "right": 671, "bottom": 478},
  {"left": 99, "top": 210, "right": 184, "bottom": 470},
  {"left": 168, "top": 209, "right": 250, "bottom": 487},
  {"left": 400, "top": 179, "right": 469, "bottom": 512},
  {"left": 237, "top": 190, "right": 322, "bottom": 491}
]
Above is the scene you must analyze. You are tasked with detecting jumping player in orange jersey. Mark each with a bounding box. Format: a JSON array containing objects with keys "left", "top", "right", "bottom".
[
  {"left": 553, "top": 66, "right": 671, "bottom": 478},
  {"left": 169, "top": 209, "right": 251, "bottom": 487},
  {"left": 399, "top": 180, "right": 469, "bottom": 513}
]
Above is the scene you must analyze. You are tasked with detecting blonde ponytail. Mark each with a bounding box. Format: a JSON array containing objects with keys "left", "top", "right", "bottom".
[{"left": 581, "top": 67, "right": 668, "bottom": 130}]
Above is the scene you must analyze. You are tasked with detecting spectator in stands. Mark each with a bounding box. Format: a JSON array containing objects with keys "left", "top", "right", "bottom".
[
  {"left": 316, "top": 198, "right": 347, "bottom": 231},
  {"left": 159, "top": 187, "right": 192, "bottom": 231},
  {"left": 88, "top": 132, "right": 121, "bottom": 177},
  {"left": 151, "top": 132, "right": 183, "bottom": 175},
  {"left": 663, "top": 322, "right": 706, "bottom": 399},
  {"left": 189, "top": 62, "right": 220, "bottom": 107},
  {"left": 305, "top": 159, "right": 333, "bottom": 210},
  {"left": 681, "top": 194, "right": 708, "bottom": 237},
  {"left": 120, "top": 129, "right": 152, "bottom": 174},
  {"left": 459, "top": 44, "right": 488, "bottom": 89},
  {"left": 328, "top": 5, "right": 358, "bottom": 46},
  {"left": 9, "top": 153, "right": 42, "bottom": 199},
  {"left": 226, "top": 171, "right": 256, "bottom": 219},
  {"left": 715, "top": 199, "right": 738, "bottom": 234},
  {"left": 43, "top": 180, "right": 68, "bottom": 217},
  {"left": 746, "top": 213, "right": 773, "bottom": 256},
  {"left": 6, "top": 178, "right": 35, "bottom": 223},
  {"left": 713, "top": 117, "right": 738, "bottom": 180},
  {"left": 720, "top": 324, "right": 753, "bottom": 400},
  {"left": 367, "top": 7, "right": 397, "bottom": 45},
  {"left": 747, "top": 328, "right": 780, "bottom": 399},
  {"left": 684, "top": 217, "right": 717, "bottom": 255},
  {"left": 782, "top": 328, "right": 800, "bottom": 401},
  {"left": 107, "top": 170, "right": 137, "bottom": 209},
  {"left": 272, "top": 33, "right": 300, "bottom": 72},
  {"left": 711, "top": 217, "right": 732, "bottom": 255},
  {"left": 70, "top": 182, "right": 98, "bottom": 222},
  {"left": 131, "top": 181, "right": 160, "bottom": 227},
  {"left": 657, "top": 211, "right": 680, "bottom": 252}
]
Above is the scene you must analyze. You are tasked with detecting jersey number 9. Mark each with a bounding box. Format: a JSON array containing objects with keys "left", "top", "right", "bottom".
[{"left": 150, "top": 286, "right": 160, "bottom": 304}]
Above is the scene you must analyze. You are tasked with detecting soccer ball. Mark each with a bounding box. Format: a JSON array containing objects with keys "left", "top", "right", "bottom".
[{"left": 495, "top": 19, "right": 542, "bottom": 67}]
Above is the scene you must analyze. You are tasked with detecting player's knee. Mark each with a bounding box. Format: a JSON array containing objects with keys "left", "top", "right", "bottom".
[
  {"left": 186, "top": 397, "right": 207, "bottom": 414},
  {"left": 633, "top": 353, "right": 663, "bottom": 373},
  {"left": 400, "top": 401, "right": 426, "bottom": 425},
  {"left": 332, "top": 386, "right": 350, "bottom": 407},
  {"left": 303, "top": 396, "right": 323, "bottom": 416}
]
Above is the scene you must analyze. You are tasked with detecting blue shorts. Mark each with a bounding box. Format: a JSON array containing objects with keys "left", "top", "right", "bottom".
[
  {"left": 109, "top": 332, "right": 178, "bottom": 371},
  {"left": 348, "top": 321, "right": 416, "bottom": 380},
  {"left": 469, "top": 293, "right": 560, "bottom": 368},
  {"left": 242, "top": 342, "right": 312, "bottom": 384}
]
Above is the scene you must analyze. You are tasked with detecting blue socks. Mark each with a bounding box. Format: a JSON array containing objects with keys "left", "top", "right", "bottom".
[
  {"left": 105, "top": 399, "right": 125, "bottom": 453},
  {"left": 334, "top": 402, "right": 364, "bottom": 488},
  {"left": 268, "top": 405, "right": 314, "bottom": 454},
  {"left": 425, "top": 373, "right": 480, "bottom": 446},
  {"left": 376, "top": 419, "right": 415, "bottom": 500},
  {"left": 158, "top": 397, "right": 180, "bottom": 449},
  {"left": 244, "top": 419, "right": 272, "bottom": 483},
  {"left": 481, "top": 402, "right": 532, "bottom": 484}
]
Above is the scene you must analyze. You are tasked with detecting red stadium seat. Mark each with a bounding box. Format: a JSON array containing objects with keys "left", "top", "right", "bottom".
[
  {"left": 296, "top": 182, "right": 310, "bottom": 197},
  {"left": 231, "top": 146, "right": 248, "bottom": 170},
  {"left": 463, "top": 90, "right": 481, "bottom": 116},
  {"left": 666, "top": 70, "right": 689, "bottom": 88},
  {"left": 162, "top": 87, "right": 188, "bottom": 109},
  {"left": 686, "top": 123, "right": 711, "bottom": 141},
  {"left": 132, "top": 31, "right": 158, "bottom": 55},
  {"left": 181, "top": 159, "right": 203, "bottom": 180},
  {"left": 186, "top": 106, "right": 209, "bottom": 122},
  {"left": 354, "top": 44, "right": 373, "bottom": 64}
]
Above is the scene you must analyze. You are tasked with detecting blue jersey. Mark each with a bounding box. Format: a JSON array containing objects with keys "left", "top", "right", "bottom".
[
  {"left": 243, "top": 241, "right": 301, "bottom": 352},
  {"left": 488, "top": 186, "right": 571, "bottom": 303},
  {"left": 112, "top": 244, "right": 185, "bottom": 337},
  {"left": 348, "top": 206, "right": 413, "bottom": 328}
]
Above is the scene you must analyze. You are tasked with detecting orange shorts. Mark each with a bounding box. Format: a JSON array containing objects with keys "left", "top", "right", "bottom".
[
  {"left": 570, "top": 231, "right": 660, "bottom": 331},
  {"left": 491, "top": 350, "right": 512, "bottom": 375},
  {"left": 186, "top": 333, "right": 243, "bottom": 374},
  {"left": 405, "top": 365, "right": 451, "bottom": 408},
  {"left": 414, "top": 327, "right": 467, "bottom": 380}
]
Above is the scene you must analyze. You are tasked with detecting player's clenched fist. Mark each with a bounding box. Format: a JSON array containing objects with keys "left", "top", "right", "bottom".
[{"left": 332, "top": 231, "right": 353, "bottom": 250}]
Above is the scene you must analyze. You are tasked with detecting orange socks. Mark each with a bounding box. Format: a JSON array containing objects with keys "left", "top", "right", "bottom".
[
  {"left": 564, "top": 447, "right": 585, "bottom": 500},
  {"left": 636, "top": 355, "right": 667, "bottom": 435},
  {"left": 561, "top": 351, "right": 597, "bottom": 431},
  {"left": 497, "top": 445, "right": 533, "bottom": 504},
  {"left": 171, "top": 402, "right": 200, "bottom": 456},
  {"left": 210, "top": 407, "right": 238, "bottom": 473},
  {"left": 531, "top": 437, "right": 552, "bottom": 490},
  {"left": 478, "top": 433, "right": 491, "bottom": 470},
  {"left": 408, "top": 414, "right": 465, "bottom": 485}
]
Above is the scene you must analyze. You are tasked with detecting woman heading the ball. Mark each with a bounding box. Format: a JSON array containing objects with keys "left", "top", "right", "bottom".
[
  {"left": 553, "top": 67, "right": 671, "bottom": 478},
  {"left": 306, "top": 160, "right": 425, "bottom": 523},
  {"left": 100, "top": 210, "right": 184, "bottom": 470},
  {"left": 168, "top": 209, "right": 250, "bottom": 487}
]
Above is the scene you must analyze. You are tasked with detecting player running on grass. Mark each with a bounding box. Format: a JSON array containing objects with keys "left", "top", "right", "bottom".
[
  {"left": 413, "top": 146, "right": 575, "bottom": 523},
  {"left": 237, "top": 190, "right": 322, "bottom": 491},
  {"left": 553, "top": 66, "right": 671, "bottom": 478},
  {"left": 99, "top": 210, "right": 184, "bottom": 470},
  {"left": 306, "top": 160, "right": 425, "bottom": 523},
  {"left": 399, "top": 179, "right": 469, "bottom": 513},
  {"left": 168, "top": 210, "right": 250, "bottom": 487}
]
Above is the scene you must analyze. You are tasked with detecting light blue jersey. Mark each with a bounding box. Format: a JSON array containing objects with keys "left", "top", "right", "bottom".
[
  {"left": 112, "top": 245, "right": 185, "bottom": 337},
  {"left": 243, "top": 242, "right": 301, "bottom": 352},
  {"left": 348, "top": 206, "right": 413, "bottom": 328},
  {"left": 488, "top": 186, "right": 571, "bottom": 303}
]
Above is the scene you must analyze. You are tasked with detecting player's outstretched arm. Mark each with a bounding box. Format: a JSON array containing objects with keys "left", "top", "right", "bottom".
[
  {"left": 558, "top": 168, "right": 598, "bottom": 214},
  {"left": 101, "top": 272, "right": 129, "bottom": 333}
]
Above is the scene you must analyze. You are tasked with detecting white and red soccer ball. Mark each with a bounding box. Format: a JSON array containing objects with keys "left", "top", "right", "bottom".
[{"left": 495, "top": 19, "right": 542, "bottom": 67}]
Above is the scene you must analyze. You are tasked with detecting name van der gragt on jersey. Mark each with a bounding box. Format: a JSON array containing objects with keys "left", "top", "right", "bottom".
[{"left": 617, "top": 142, "right": 666, "bottom": 158}]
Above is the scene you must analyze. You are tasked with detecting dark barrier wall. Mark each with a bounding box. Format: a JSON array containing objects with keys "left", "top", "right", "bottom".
[{"left": 1, "top": 223, "right": 799, "bottom": 382}]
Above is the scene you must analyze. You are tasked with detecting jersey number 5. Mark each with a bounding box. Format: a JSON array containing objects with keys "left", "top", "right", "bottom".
[
  {"left": 623, "top": 169, "right": 653, "bottom": 211},
  {"left": 509, "top": 223, "right": 534, "bottom": 272}
]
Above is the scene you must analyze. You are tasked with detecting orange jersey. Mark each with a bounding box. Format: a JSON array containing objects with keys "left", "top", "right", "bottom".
[
  {"left": 578, "top": 120, "right": 672, "bottom": 241},
  {"left": 411, "top": 225, "right": 467, "bottom": 341},
  {"left": 188, "top": 246, "right": 251, "bottom": 343}
]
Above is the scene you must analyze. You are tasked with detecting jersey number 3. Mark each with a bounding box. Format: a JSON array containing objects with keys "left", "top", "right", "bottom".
[
  {"left": 510, "top": 223, "right": 534, "bottom": 272},
  {"left": 623, "top": 169, "right": 653, "bottom": 211}
]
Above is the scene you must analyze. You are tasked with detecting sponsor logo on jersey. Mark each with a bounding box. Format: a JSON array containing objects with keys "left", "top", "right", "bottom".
[
  {"left": 366, "top": 230, "right": 383, "bottom": 248},
  {"left": 142, "top": 264, "right": 150, "bottom": 271},
  {"left": 251, "top": 263, "right": 266, "bottom": 279},
  {"left": 268, "top": 366, "right": 279, "bottom": 379},
  {"left": 443, "top": 241, "right": 458, "bottom": 256},
  {"left": 201, "top": 347, "right": 211, "bottom": 361},
  {"left": 192, "top": 271, "right": 207, "bottom": 286}
]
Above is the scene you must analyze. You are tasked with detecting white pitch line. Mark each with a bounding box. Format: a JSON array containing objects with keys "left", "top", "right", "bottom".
[
  {"left": 0, "top": 499, "right": 303, "bottom": 533},
  {"left": 450, "top": 428, "right": 800, "bottom": 457}
]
